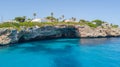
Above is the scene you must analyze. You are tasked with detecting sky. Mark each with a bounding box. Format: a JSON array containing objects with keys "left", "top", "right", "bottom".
[{"left": 0, "top": 0, "right": 120, "bottom": 25}]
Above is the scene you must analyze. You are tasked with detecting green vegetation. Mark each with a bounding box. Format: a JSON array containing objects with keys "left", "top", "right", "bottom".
[
  {"left": 92, "top": 19, "right": 105, "bottom": 26},
  {"left": 0, "top": 22, "right": 83, "bottom": 29},
  {"left": 79, "top": 19, "right": 87, "bottom": 23},
  {"left": 14, "top": 16, "right": 26, "bottom": 22},
  {"left": 0, "top": 19, "right": 119, "bottom": 30},
  {"left": 0, "top": 14, "right": 119, "bottom": 29},
  {"left": 86, "top": 22, "right": 97, "bottom": 28},
  {"left": 111, "top": 24, "right": 119, "bottom": 28},
  {"left": 46, "top": 16, "right": 57, "bottom": 22}
]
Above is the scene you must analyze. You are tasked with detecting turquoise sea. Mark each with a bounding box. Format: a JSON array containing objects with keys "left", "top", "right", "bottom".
[{"left": 0, "top": 38, "right": 120, "bottom": 67}]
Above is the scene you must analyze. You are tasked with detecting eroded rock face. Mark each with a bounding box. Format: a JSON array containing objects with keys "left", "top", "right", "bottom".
[
  {"left": 76, "top": 25, "right": 120, "bottom": 37},
  {"left": 0, "top": 25, "right": 120, "bottom": 46},
  {"left": 0, "top": 28, "right": 18, "bottom": 45},
  {"left": 21, "top": 26, "right": 62, "bottom": 41}
]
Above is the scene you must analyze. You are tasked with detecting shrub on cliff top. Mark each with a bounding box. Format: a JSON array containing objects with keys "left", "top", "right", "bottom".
[
  {"left": 0, "top": 21, "right": 118, "bottom": 29},
  {"left": 92, "top": 19, "right": 105, "bottom": 26},
  {"left": 14, "top": 16, "right": 26, "bottom": 22},
  {"left": 86, "top": 22, "right": 97, "bottom": 28}
]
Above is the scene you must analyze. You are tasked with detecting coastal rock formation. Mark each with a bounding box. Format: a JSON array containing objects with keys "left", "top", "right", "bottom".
[
  {"left": 0, "top": 28, "right": 18, "bottom": 45},
  {"left": 76, "top": 25, "right": 120, "bottom": 37},
  {"left": 0, "top": 25, "right": 120, "bottom": 45},
  {"left": 20, "top": 26, "right": 62, "bottom": 41}
]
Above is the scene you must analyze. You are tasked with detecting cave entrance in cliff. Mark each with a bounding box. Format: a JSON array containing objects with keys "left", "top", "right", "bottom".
[{"left": 18, "top": 36, "right": 26, "bottom": 43}]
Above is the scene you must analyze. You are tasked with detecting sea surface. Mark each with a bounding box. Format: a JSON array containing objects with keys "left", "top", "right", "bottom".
[{"left": 0, "top": 38, "right": 120, "bottom": 67}]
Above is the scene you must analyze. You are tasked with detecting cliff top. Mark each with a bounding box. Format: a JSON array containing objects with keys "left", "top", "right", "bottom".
[{"left": 0, "top": 20, "right": 119, "bottom": 30}]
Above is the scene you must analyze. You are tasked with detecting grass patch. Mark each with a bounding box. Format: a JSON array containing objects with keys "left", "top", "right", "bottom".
[{"left": 0, "top": 21, "right": 115, "bottom": 30}]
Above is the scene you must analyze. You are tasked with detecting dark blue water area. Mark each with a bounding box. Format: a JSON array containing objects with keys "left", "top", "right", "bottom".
[{"left": 0, "top": 38, "right": 120, "bottom": 67}]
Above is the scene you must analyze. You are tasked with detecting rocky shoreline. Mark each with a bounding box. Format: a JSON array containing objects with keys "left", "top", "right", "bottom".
[{"left": 0, "top": 25, "right": 120, "bottom": 46}]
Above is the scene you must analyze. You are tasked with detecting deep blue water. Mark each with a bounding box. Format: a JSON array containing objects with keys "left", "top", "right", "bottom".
[{"left": 0, "top": 38, "right": 120, "bottom": 67}]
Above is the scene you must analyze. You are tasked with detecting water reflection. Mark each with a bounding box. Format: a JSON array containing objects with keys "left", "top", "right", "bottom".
[
  {"left": 79, "top": 38, "right": 111, "bottom": 45},
  {"left": 1, "top": 38, "right": 120, "bottom": 53},
  {"left": 1, "top": 38, "right": 119, "bottom": 54}
]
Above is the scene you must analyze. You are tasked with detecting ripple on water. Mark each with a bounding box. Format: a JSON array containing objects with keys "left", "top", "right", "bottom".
[{"left": 0, "top": 38, "right": 120, "bottom": 67}]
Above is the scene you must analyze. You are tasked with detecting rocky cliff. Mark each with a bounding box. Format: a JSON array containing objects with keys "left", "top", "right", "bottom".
[{"left": 0, "top": 25, "right": 120, "bottom": 46}]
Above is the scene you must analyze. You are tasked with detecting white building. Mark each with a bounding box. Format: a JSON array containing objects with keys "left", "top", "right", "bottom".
[
  {"left": 64, "top": 19, "right": 75, "bottom": 22},
  {"left": 31, "top": 18, "right": 51, "bottom": 22}
]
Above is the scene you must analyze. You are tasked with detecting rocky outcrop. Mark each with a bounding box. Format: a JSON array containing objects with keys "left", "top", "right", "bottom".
[
  {"left": 76, "top": 25, "right": 120, "bottom": 37},
  {"left": 0, "top": 28, "right": 18, "bottom": 45},
  {"left": 0, "top": 25, "right": 120, "bottom": 46}
]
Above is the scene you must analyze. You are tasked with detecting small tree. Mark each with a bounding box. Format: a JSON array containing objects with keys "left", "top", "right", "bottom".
[
  {"left": 56, "top": 19, "right": 59, "bottom": 22},
  {"left": 79, "top": 19, "right": 86, "bottom": 23},
  {"left": 14, "top": 16, "right": 26, "bottom": 22},
  {"left": 59, "top": 17, "right": 62, "bottom": 22},
  {"left": 113, "top": 25, "right": 119, "bottom": 28},
  {"left": 111, "top": 24, "right": 119, "bottom": 28},
  {"left": 33, "top": 13, "right": 37, "bottom": 19},
  {"left": 51, "top": 12, "right": 54, "bottom": 17},
  {"left": 92, "top": 19, "right": 105, "bottom": 26},
  {"left": 27, "top": 18, "right": 32, "bottom": 22},
  {"left": 62, "top": 15, "right": 64, "bottom": 19},
  {"left": 62, "top": 15, "right": 65, "bottom": 22},
  {"left": 46, "top": 16, "right": 57, "bottom": 22},
  {"left": 73, "top": 18, "right": 76, "bottom": 22},
  {"left": 71, "top": 17, "right": 76, "bottom": 22},
  {"left": 50, "top": 12, "right": 54, "bottom": 22}
]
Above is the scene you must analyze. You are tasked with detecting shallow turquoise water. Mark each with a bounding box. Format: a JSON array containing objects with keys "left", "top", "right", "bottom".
[{"left": 0, "top": 38, "right": 120, "bottom": 67}]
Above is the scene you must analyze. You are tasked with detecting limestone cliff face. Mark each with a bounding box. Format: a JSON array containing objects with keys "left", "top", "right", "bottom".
[
  {"left": 0, "top": 25, "right": 120, "bottom": 46},
  {"left": 0, "top": 28, "right": 18, "bottom": 45},
  {"left": 76, "top": 25, "right": 120, "bottom": 37}
]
